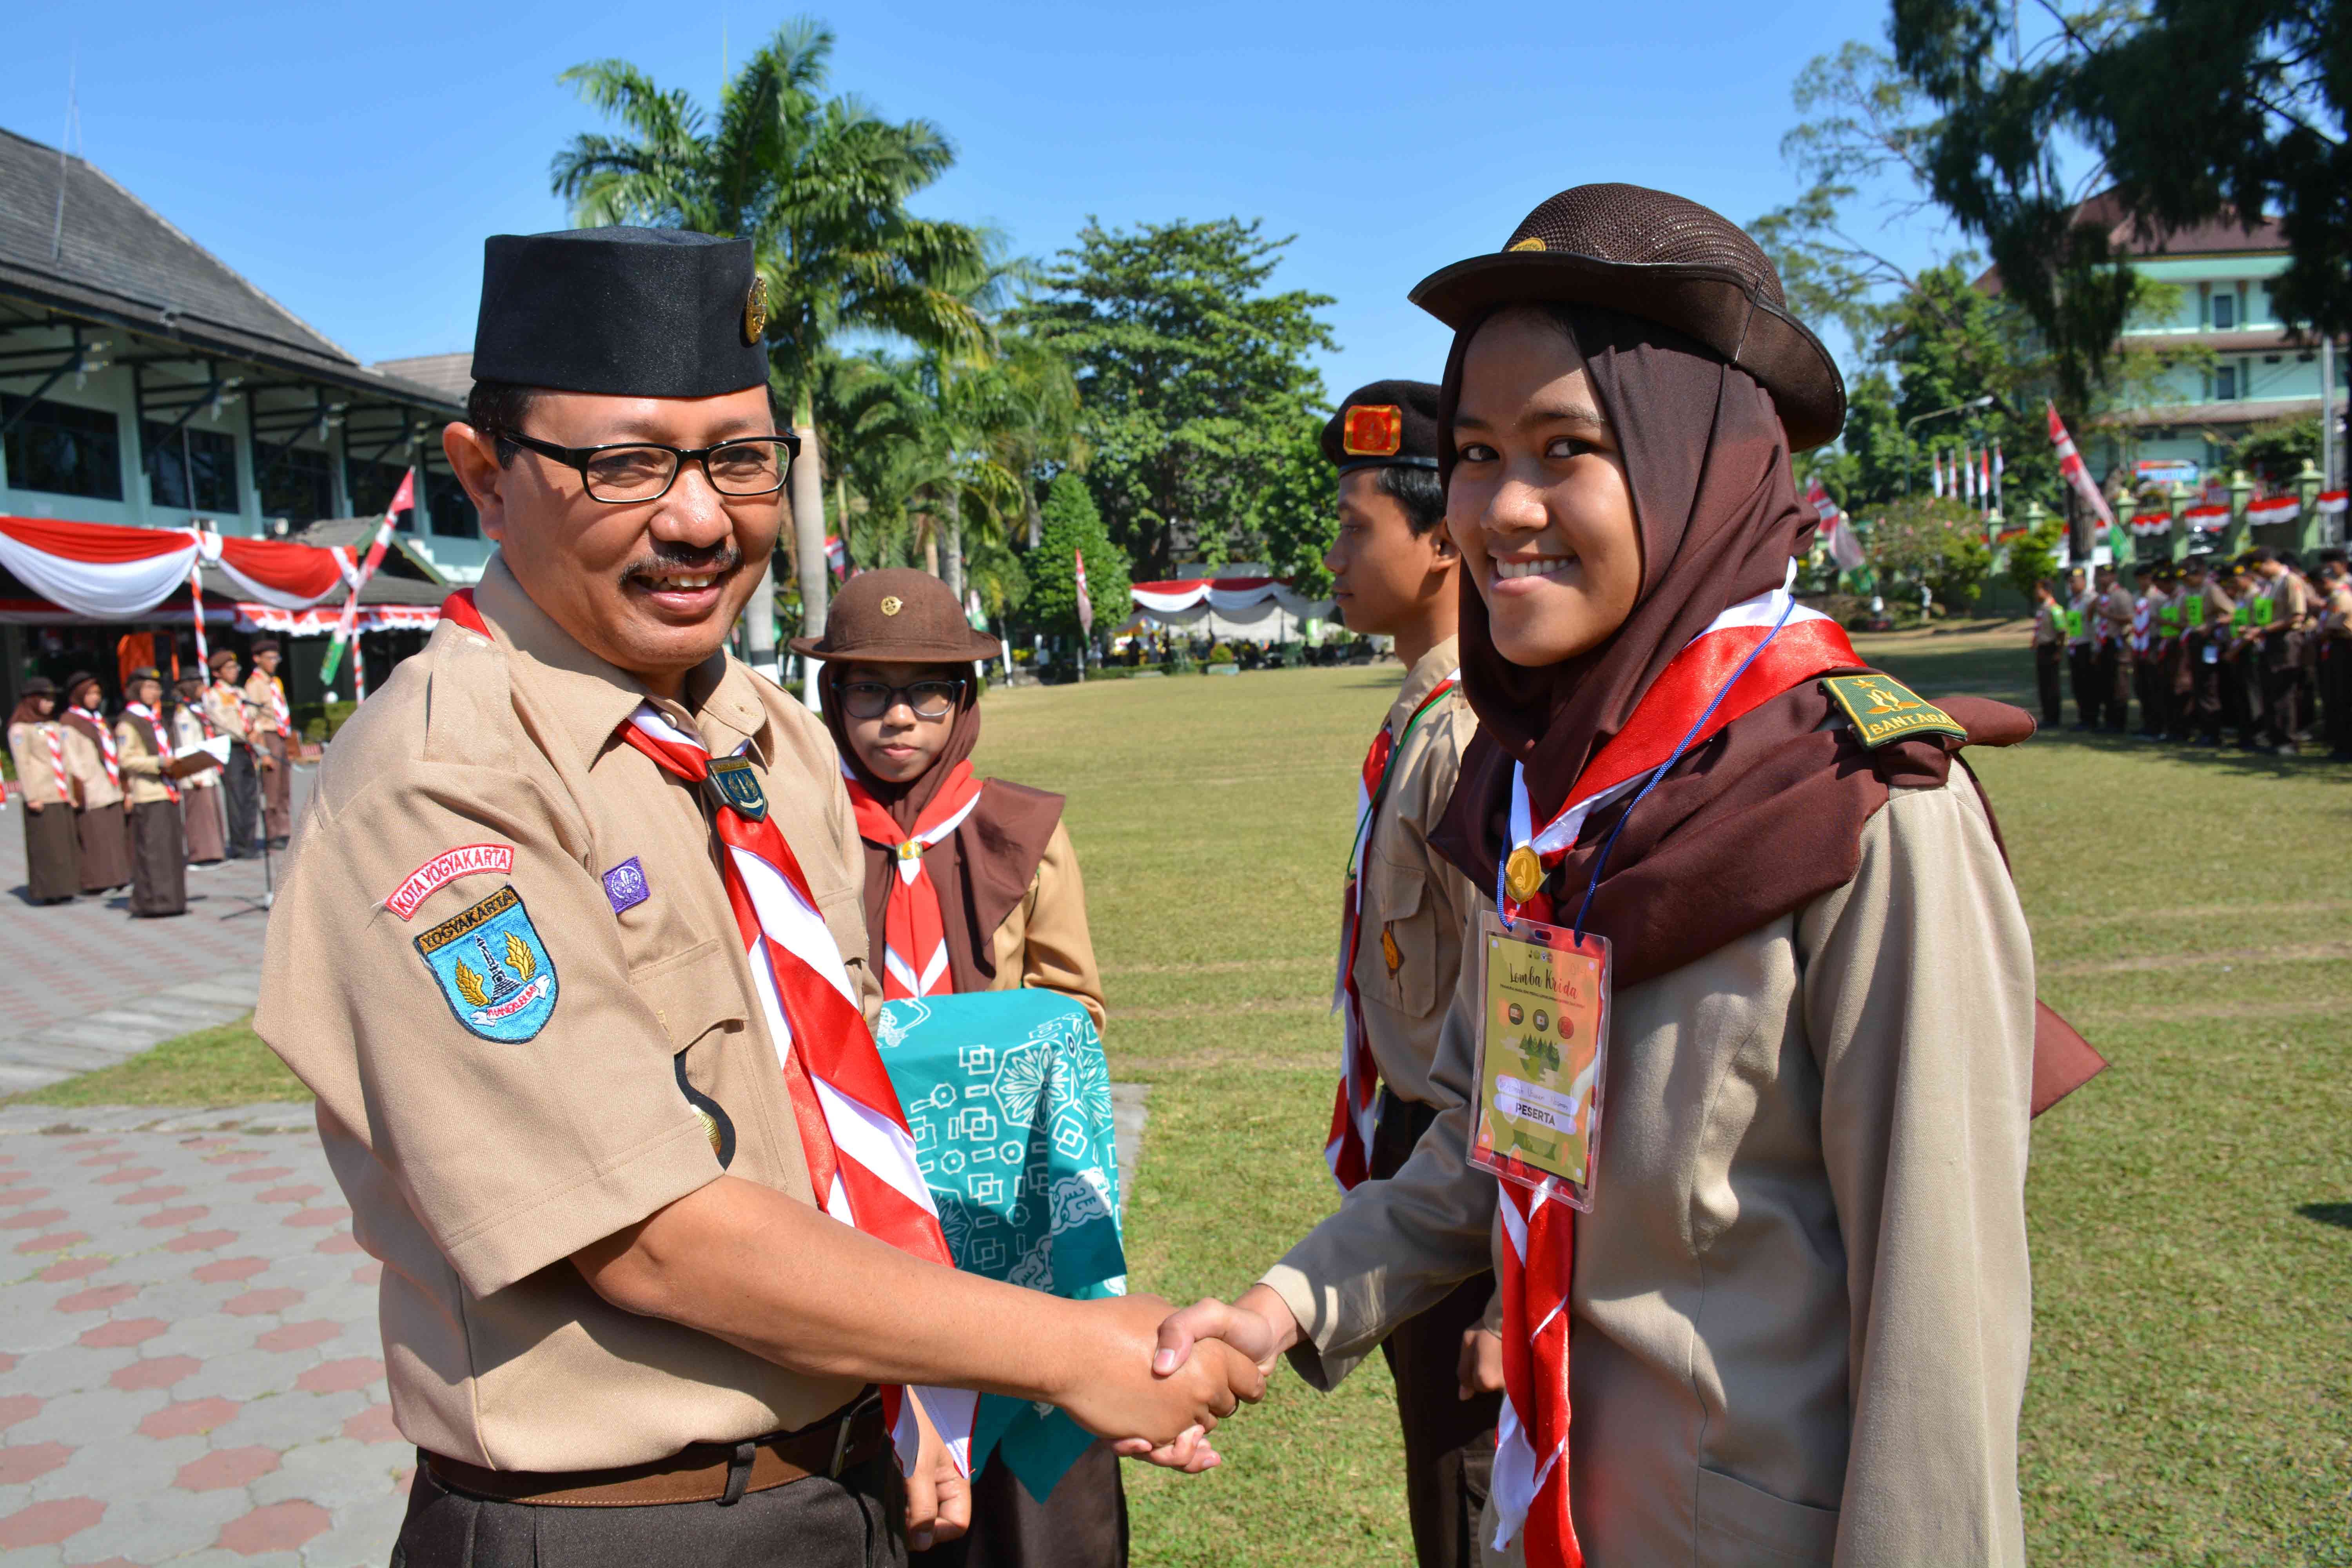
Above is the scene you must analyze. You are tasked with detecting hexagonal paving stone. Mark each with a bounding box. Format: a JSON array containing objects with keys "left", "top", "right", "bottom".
[
  {"left": 176, "top": 1445, "right": 281, "bottom": 1492},
  {"left": 223, "top": 1288, "right": 304, "bottom": 1318},
  {"left": 78, "top": 1318, "right": 168, "bottom": 1349},
  {"left": 0, "top": 1441, "right": 73, "bottom": 1485},
  {"left": 255, "top": 1321, "right": 339, "bottom": 1353},
  {"left": 216, "top": 1497, "right": 331, "bottom": 1555},
  {"left": 192, "top": 1256, "right": 269, "bottom": 1285},
  {"left": 110, "top": 1355, "right": 203, "bottom": 1392},
  {"left": 0, "top": 1495, "right": 105, "bottom": 1548},
  {"left": 139, "top": 1397, "right": 240, "bottom": 1439},
  {"left": 294, "top": 1359, "right": 385, "bottom": 1396}
]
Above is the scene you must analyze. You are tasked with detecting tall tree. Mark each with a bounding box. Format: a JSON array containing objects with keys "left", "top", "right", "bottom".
[
  {"left": 551, "top": 18, "right": 999, "bottom": 689},
  {"left": 1026, "top": 472, "right": 1130, "bottom": 646},
  {"left": 1019, "top": 219, "right": 1335, "bottom": 578}
]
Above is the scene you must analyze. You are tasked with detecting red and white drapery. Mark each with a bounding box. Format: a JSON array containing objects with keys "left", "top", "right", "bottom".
[
  {"left": 0, "top": 515, "right": 354, "bottom": 621},
  {"left": 233, "top": 603, "right": 443, "bottom": 635},
  {"left": 1128, "top": 575, "right": 1329, "bottom": 617}
]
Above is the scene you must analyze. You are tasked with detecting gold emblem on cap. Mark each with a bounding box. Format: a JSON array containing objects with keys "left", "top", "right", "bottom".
[
  {"left": 1342, "top": 404, "right": 1404, "bottom": 458},
  {"left": 1504, "top": 846, "right": 1545, "bottom": 904},
  {"left": 742, "top": 276, "right": 770, "bottom": 344},
  {"left": 1508, "top": 237, "right": 1547, "bottom": 253},
  {"left": 880, "top": 595, "right": 904, "bottom": 616}
]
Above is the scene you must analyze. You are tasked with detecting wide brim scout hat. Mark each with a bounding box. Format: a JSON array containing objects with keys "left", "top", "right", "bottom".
[
  {"left": 1409, "top": 183, "right": 1846, "bottom": 452},
  {"left": 206, "top": 649, "right": 238, "bottom": 672},
  {"left": 63, "top": 670, "right": 102, "bottom": 699},
  {"left": 20, "top": 676, "right": 55, "bottom": 697},
  {"left": 789, "top": 568, "right": 1001, "bottom": 664},
  {"left": 126, "top": 666, "right": 163, "bottom": 685},
  {"left": 1321, "top": 380, "right": 1443, "bottom": 474}
]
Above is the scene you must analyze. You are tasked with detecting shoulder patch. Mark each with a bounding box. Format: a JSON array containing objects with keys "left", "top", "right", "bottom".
[
  {"left": 1821, "top": 673, "right": 1967, "bottom": 748},
  {"left": 387, "top": 843, "right": 515, "bottom": 921},
  {"left": 414, "top": 885, "right": 559, "bottom": 1041}
]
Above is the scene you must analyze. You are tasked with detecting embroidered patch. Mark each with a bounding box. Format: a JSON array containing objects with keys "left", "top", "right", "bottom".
[
  {"left": 1341, "top": 404, "right": 1404, "bottom": 457},
  {"left": 602, "top": 857, "right": 651, "bottom": 915},
  {"left": 1820, "top": 673, "right": 1966, "bottom": 748},
  {"left": 705, "top": 756, "right": 767, "bottom": 821},
  {"left": 414, "top": 886, "right": 559, "bottom": 1042},
  {"left": 674, "top": 1056, "right": 735, "bottom": 1168},
  {"left": 385, "top": 844, "right": 514, "bottom": 921}
]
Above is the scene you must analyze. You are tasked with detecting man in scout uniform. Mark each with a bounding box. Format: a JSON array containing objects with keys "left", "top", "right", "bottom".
[
  {"left": 114, "top": 666, "right": 189, "bottom": 918},
  {"left": 243, "top": 637, "right": 293, "bottom": 847},
  {"left": 2247, "top": 546, "right": 2312, "bottom": 754},
  {"left": 2064, "top": 566, "right": 2096, "bottom": 729},
  {"left": 2094, "top": 564, "right": 2135, "bottom": 731},
  {"left": 255, "top": 227, "right": 1259, "bottom": 1568},
  {"left": 2029, "top": 579, "right": 2066, "bottom": 727},
  {"left": 202, "top": 648, "right": 261, "bottom": 859},
  {"left": 2183, "top": 556, "right": 2229, "bottom": 745},
  {"left": 2224, "top": 554, "right": 2271, "bottom": 748},
  {"left": 1318, "top": 379, "right": 1497, "bottom": 1568}
]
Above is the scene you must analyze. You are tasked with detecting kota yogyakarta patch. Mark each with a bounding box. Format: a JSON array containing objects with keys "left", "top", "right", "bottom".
[
  {"left": 1820, "top": 673, "right": 1967, "bottom": 748},
  {"left": 414, "top": 885, "right": 559, "bottom": 1042}
]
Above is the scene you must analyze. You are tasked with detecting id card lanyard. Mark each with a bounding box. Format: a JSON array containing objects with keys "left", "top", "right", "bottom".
[{"left": 1469, "top": 584, "right": 1800, "bottom": 1212}]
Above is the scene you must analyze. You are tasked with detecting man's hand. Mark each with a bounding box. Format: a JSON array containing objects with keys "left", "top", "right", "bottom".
[
  {"left": 1110, "top": 1285, "right": 1300, "bottom": 1468},
  {"left": 1457, "top": 1327, "right": 1504, "bottom": 1400},
  {"left": 1048, "top": 1294, "right": 1263, "bottom": 1469},
  {"left": 902, "top": 1393, "right": 969, "bottom": 1552}
]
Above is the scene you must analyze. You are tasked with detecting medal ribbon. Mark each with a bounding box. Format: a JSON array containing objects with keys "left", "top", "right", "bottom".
[
  {"left": 1486, "top": 572, "right": 1863, "bottom": 1566},
  {"left": 842, "top": 763, "right": 986, "bottom": 1000},
  {"left": 1326, "top": 672, "right": 1458, "bottom": 1192},
  {"left": 125, "top": 703, "right": 178, "bottom": 804},
  {"left": 436, "top": 589, "right": 973, "bottom": 1480}
]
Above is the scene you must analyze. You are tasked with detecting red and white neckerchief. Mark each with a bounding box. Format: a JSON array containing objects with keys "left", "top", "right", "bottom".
[
  {"left": 74, "top": 707, "right": 122, "bottom": 794},
  {"left": 260, "top": 675, "right": 292, "bottom": 738},
  {"left": 436, "top": 588, "right": 974, "bottom": 1478},
  {"left": 124, "top": 703, "right": 178, "bottom": 804},
  {"left": 1325, "top": 669, "right": 1458, "bottom": 1192},
  {"left": 40, "top": 724, "right": 70, "bottom": 802},
  {"left": 2132, "top": 596, "right": 2154, "bottom": 655},
  {"left": 842, "top": 763, "right": 985, "bottom": 1000},
  {"left": 1486, "top": 573, "right": 1863, "bottom": 1566}
]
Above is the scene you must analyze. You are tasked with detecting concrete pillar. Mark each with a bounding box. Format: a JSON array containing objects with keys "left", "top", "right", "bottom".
[
  {"left": 2222, "top": 472, "right": 2251, "bottom": 557},
  {"left": 2295, "top": 458, "right": 2323, "bottom": 554}
]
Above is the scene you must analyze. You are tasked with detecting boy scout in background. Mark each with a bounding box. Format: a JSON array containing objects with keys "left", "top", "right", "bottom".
[
  {"left": 202, "top": 649, "right": 261, "bottom": 860},
  {"left": 2065, "top": 566, "right": 2096, "bottom": 728},
  {"left": 242, "top": 637, "right": 293, "bottom": 848},
  {"left": 256, "top": 227, "right": 1259, "bottom": 1568},
  {"left": 2181, "top": 556, "right": 2227, "bottom": 745},
  {"left": 1317, "top": 380, "right": 1497, "bottom": 1568},
  {"left": 2094, "top": 564, "right": 2135, "bottom": 731}
]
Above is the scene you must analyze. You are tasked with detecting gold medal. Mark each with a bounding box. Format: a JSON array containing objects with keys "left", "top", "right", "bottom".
[{"left": 1504, "top": 846, "right": 1544, "bottom": 904}]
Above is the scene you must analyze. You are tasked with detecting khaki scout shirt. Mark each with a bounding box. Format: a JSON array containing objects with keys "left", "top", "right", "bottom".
[
  {"left": 7, "top": 721, "right": 73, "bottom": 808},
  {"left": 257, "top": 555, "right": 883, "bottom": 1474},
  {"left": 1350, "top": 637, "right": 1479, "bottom": 1108},
  {"left": 114, "top": 712, "right": 175, "bottom": 806},
  {"left": 202, "top": 680, "right": 253, "bottom": 745},
  {"left": 60, "top": 714, "right": 123, "bottom": 809},
  {"left": 1264, "top": 779, "right": 2036, "bottom": 1567},
  {"left": 985, "top": 817, "right": 1108, "bottom": 1032}
]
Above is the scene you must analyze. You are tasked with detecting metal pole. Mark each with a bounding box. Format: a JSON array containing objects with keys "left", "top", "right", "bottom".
[{"left": 2323, "top": 336, "right": 2338, "bottom": 494}]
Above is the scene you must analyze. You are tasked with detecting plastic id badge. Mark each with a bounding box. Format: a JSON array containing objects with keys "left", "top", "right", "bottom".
[{"left": 1469, "top": 909, "right": 1611, "bottom": 1210}]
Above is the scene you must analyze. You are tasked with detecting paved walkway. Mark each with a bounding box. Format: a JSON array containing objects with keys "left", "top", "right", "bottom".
[{"left": 0, "top": 771, "right": 314, "bottom": 1096}]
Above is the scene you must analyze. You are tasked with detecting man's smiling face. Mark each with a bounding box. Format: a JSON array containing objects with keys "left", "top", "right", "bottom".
[{"left": 445, "top": 384, "right": 785, "bottom": 692}]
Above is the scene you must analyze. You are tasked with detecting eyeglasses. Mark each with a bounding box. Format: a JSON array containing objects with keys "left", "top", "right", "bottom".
[
  {"left": 501, "top": 430, "right": 800, "bottom": 503},
  {"left": 837, "top": 677, "right": 964, "bottom": 720}
]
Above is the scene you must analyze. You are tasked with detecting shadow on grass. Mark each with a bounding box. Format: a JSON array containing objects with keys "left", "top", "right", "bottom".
[{"left": 2297, "top": 1202, "right": 2352, "bottom": 1230}]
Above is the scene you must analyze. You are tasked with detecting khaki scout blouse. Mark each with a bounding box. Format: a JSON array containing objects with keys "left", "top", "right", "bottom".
[
  {"left": 258, "top": 556, "right": 884, "bottom": 1474},
  {"left": 1264, "top": 779, "right": 2036, "bottom": 1567},
  {"left": 983, "top": 816, "right": 1107, "bottom": 1031}
]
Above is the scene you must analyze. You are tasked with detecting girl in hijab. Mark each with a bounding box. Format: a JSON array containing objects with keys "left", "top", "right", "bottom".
[
  {"left": 7, "top": 678, "right": 82, "bottom": 902},
  {"left": 58, "top": 671, "right": 134, "bottom": 894},
  {"left": 791, "top": 566, "right": 1119, "bottom": 1567},
  {"left": 171, "top": 673, "right": 230, "bottom": 866},
  {"left": 1151, "top": 186, "right": 2098, "bottom": 1568}
]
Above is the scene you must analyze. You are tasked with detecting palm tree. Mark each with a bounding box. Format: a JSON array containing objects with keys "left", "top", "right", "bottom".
[{"left": 552, "top": 19, "right": 999, "bottom": 695}]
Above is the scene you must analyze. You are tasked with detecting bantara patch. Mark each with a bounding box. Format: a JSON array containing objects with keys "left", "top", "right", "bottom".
[
  {"left": 414, "top": 885, "right": 559, "bottom": 1042},
  {"left": 1820, "top": 673, "right": 1967, "bottom": 748}
]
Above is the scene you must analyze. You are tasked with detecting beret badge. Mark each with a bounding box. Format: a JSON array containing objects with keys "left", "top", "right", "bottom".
[
  {"left": 742, "top": 276, "right": 770, "bottom": 345},
  {"left": 1507, "top": 236, "right": 1547, "bottom": 253},
  {"left": 1341, "top": 404, "right": 1404, "bottom": 458},
  {"left": 880, "top": 595, "right": 904, "bottom": 616}
]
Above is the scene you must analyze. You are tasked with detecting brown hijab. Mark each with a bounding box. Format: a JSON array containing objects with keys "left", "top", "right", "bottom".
[
  {"left": 1431, "top": 305, "right": 2101, "bottom": 1111},
  {"left": 819, "top": 664, "right": 1065, "bottom": 995}
]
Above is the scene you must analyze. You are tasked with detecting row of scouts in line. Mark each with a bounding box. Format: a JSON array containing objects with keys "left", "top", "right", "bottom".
[
  {"left": 258, "top": 190, "right": 2095, "bottom": 1568},
  {"left": 6, "top": 644, "right": 298, "bottom": 915},
  {"left": 2031, "top": 548, "right": 2352, "bottom": 757}
]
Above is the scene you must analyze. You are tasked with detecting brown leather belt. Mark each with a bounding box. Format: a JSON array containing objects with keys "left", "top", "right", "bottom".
[{"left": 423, "top": 1393, "right": 888, "bottom": 1507}]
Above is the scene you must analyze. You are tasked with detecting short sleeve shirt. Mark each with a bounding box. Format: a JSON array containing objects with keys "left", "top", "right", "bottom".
[{"left": 256, "top": 555, "right": 881, "bottom": 1472}]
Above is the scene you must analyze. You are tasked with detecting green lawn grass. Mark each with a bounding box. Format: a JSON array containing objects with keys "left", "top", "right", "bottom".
[{"left": 25, "top": 629, "right": 2349, "bottom": 1564}]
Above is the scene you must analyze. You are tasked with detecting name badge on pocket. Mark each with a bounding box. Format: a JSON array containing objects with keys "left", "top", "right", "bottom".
[{"left": 1470, "top": 909, "right": 1611, "bottom": 1212}]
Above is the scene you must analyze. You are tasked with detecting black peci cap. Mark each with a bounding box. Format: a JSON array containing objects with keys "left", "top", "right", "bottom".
[
  {"left": 471, "top": 228, "right": 771, "bottom": 399},
  {"left": 1321, "top": 380, "right": 1443, "bottom": 475}
]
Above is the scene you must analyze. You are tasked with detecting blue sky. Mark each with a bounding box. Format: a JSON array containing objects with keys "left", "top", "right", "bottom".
[{"left": 5, "top": 0, "right": 1963, "bottom": 399}]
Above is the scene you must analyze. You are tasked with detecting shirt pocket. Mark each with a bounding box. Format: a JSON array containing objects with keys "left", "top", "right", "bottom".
[
  {"left": 1357, "top": 857, "right": 1441, "bottom": 1020},
  {"left": 627, "top": 938, "right": 749, "bottom": 1051},
  {"left": 1695, "top": 1467, "right": 1839, "bottom": 1566}
]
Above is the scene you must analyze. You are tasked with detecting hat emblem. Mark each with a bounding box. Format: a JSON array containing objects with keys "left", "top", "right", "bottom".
[
  {"left": 880, "top": 595, "right": 904, "bottom": 616},
  {"left": 742, "top": 276, "right": 769, "bottom": 345},
  {"left": 1508, "top": 236, "right": 1547, "bottom": 253},
  {"left": 1341, "top": 405, "right": 1404, "bottom": 458}
]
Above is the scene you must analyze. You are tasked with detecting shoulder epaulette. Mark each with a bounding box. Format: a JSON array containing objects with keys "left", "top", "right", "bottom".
[{"left": 1820, "top": 672, "right": 1967, "bottom": 748}]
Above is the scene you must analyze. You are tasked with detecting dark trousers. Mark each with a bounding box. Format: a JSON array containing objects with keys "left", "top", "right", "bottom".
[
  {"left": 2224, "top": 647, "right": 2263, "bottom": 744},
  {"left": 2068, "top": 644, "right": 2096, "bottom": 727},
  {"left": 394, "top": 1452, "right": 906, "bottom": 1568},
  {"left": 909, "top": 1441, "right": 1125, "bottom": 1568},
  {"left": 222, "top": 742, "right": 259, "bottom": 858},
  {"left": 2033, "top": 642, "right": 2063, "bottom": 727},
  {"left": 1371, "top": 1094, "right": 1500, "bottom": 1568},
  {"left": 127, "top": 799, "right": 187, "bottom": 917},
  {"left": 2324, "top": 642, "right": 2352, "bottom": 756},
  {"left": 2189, "top": 637, "right": 2225, "bottom": 741},
  {"left": 2262, "top": 634, "right": 2307, "bottom": 748},
  {"left": 2094, "top": 646, "right": 2130, "bottom": 730}
]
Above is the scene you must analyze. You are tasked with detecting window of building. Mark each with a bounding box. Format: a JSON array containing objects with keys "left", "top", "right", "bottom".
[
  {"left": 257, "top": 443, "right": 334, "bottom": 527},
  {"left": 424, "top": 469, "right": 479, "bottom": 539},
  {"left": 2215, "top": 365, "right": 2238, "bottom": 400},
  {"left": 2212, "top": 292, "right": 2236, "bottom": 330},
  {"left": 345, "top": 459, "right": 412, "bottom": 524},
  {"left": 144, "top": 422, "right": 240, "bottom": 512},
  {"left": 2, "top": 396, "right": 123, "bottom": 500}
]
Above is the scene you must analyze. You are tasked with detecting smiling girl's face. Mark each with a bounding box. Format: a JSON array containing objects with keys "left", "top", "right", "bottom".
[{"left": 1447, "top": 307, "right": 1643, "bottom": 668}]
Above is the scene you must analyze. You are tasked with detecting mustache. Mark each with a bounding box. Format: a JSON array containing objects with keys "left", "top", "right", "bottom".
[{"left": 621, "top": 543, "right": 743, "bottom": 583}]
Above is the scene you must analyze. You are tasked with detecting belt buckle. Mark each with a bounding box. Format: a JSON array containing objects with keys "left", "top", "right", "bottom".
[{"left": 830, "top": 1412, "right": 855, "bottom": 1478}]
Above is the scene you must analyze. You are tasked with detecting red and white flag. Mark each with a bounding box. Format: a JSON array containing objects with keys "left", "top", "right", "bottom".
[
  {"left": 2046, "top": 402, "right": 2117, "bottom": 530},
  {"left": 1993, "top": 441, "right": 2005, "bottom": 512},
  {"left": 1074, "top": 549, "right": 1093, "bottom": 637},
  {"left": 1931, "top": 451, "right": 1945, "bottom": 498},
  {"left": 320, "top": 469, "right": 415, "bottom": 688}
]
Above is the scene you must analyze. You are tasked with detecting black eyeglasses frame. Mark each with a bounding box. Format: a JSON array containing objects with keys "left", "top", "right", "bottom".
[
  {"left": 833, "top": 673, "right": 967, "bottom": 721},
  {"left": 500, "top": 430, "right": 801, "bottom": 504}
]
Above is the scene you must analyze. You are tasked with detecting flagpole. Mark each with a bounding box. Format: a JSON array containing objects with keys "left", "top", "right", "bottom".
[{"left": 320, "top": 468, "right": 414, "bottom": 686}]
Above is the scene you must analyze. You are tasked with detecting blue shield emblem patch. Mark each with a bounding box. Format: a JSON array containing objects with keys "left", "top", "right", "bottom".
[
  {"left": 414, "top": 885, "right": 559, "bottom": 1042},
  {"left": 705, "top": 756, "right": 767, "bottom": 821}
]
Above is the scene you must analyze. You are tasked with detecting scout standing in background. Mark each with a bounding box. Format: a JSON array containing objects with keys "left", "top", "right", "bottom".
[
  {"left": 1316, "top": 379, "right": 1498, "bottom": 1568},
  {"left": 171, "top": 674, "right": 229, "bottom": 866},
  {"left": 256, "top": 226, "right": 1255, "bottom": 1568},
  {"left": 58, "top": 671, "right": 132, "bottom": 895},
  {"left": 794, "top": 566, "right": 1120, "bottom": 1568},
  {"left": 203, "top": 649, "right": 261, "bottom": 860},
  {"left": 7, "top": 677, "right": 80, "bottom": 904},
  {"left": 2318, "top": 555, "right": 2352, "bottom": 760},
  {"left": 114, "top": 666, "right": 190, "bottom": 919},
  {"left": 2065, "top": 566, "right": 2096, "bottom": 729},
  {"left": 2095, "top": 564, "right": 2134, "bottom": 732},
  {"left": 2030, "top": 579, "right": 2065, "bottom": 727},
  {"left": 243, "top": 637, "right": 293, "bottom": 849}
]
